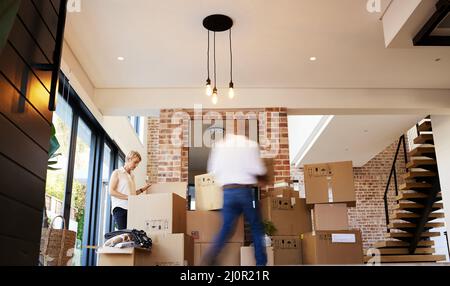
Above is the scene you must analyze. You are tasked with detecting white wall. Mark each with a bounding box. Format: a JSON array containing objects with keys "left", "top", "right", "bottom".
[
  {"left": 288, "top": 115, "right": 324, "bottom": 164},
  {"left": 102, "top": 116, "right": 148, "bottom": 186},
  {"left": 61, "top": 41, "right": 148, "bottom": 186},
  {"left": 431, "top": 115, "right": 450, "bottom": 258}
]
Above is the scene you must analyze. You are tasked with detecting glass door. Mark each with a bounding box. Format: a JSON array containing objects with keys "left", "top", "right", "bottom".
[
  {"left": 96, "top": 144, "right": 112, "bottom": 255},
  {"left": 44, "top": 94, "right": 73, "bottom": 223},
  {"left": 69, "top": 118, "right": 94, "bottom": 266}
]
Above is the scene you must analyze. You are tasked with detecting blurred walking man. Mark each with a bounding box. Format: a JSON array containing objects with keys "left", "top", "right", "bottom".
[{"left": 202, "top": 133, "right": 267, "bottom": 266}]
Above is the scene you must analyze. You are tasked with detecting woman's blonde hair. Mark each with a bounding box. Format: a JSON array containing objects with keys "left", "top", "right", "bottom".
[{"left": 126, "top": 150, "right": 142, "bottom": 162}]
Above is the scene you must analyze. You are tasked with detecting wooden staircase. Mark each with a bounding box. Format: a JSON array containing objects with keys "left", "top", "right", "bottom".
[{"left": 365, "top": 118, "right": 447, "bottom": 264}]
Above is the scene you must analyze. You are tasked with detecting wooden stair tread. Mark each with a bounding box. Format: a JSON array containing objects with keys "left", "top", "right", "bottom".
[
  {"left": 418, "top": 121, "right": 432, "bottom": 132},
  {"left": 413, "top": 134, "right": 434, "bottom": 145},
  {"left": 400, "top": 182, "right": 432, "bottom": 190},
  {"left": 406, "top": 159, "right": 437, "bottom": 168},
  {"left": 409, "top": 147, "right": 435, "bottom": 157},
  {"left": 388, "top": 222, "right": 444, "bottom": 229},
  {"left": 364, "top": 248, "right": 435, "bottom": 255},
  {"left": 373, "top": 241, "right": 435, "bottom": 248},
  {"left": 396, "top": 193, "right": 427, "bottom": 200},
  {"left": 392, "top": 212, "right": 444, "bottom": 219},
  {"left": 385, "top": 232, "right": 441, "bottom": 238},
  {"left": 397, "top": 192, "right": 442, "bottom": 200},
  {"left": 402, "top": 171, "right": 436, "bottom": 179},
  {"left": 393, "top": 202, "right": 443, "bottom": 210},
  {"left": 364, "top": 255, "right": 446, "bottom": 263}
]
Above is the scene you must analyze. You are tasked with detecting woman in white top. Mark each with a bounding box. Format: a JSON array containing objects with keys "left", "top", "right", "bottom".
[{"left": 109, "top": 151, "right": 151, "bottom": 230}]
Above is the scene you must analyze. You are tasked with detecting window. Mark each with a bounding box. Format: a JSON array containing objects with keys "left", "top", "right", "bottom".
[
  {"left": 45, "top": 95, "right": 73, "bottom": 221},
  {"left": 128, "top": 116, "right": 145, "bottom": 144},
  {"left": 43, "top": 73, "right": 126, "bottom": 266},
  {"left": 69, "top": 118, "right": 94, "bottom": 266}
]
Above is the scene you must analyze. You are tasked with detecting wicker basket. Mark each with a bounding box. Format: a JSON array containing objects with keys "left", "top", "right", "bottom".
[{"left": 41, "top": 215, "right": 76, "bottom": 266}]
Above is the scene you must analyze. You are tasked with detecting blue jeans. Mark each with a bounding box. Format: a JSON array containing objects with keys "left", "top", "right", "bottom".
[
  {"left": 113, "top": 207, "right": 127, "bottom": 230},
  {"left": 204, "top": 187, "right": 267, "bottom": 266}
]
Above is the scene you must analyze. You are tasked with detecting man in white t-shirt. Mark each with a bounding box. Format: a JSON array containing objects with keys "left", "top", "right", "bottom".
[
  {"left": 202, "top": 133, "right": 268, "bottom": 266},
  {"left": 109, "top": 151, "right": 151, "bottom": 230}
]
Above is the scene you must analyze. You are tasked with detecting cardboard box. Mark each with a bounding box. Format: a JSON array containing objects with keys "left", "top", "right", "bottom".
[
  {"left": 194, "top": 242, "right": 242, "bottom": 266},
  {"left": 146, "top": 233, "right": 194, "bottom": 266},
  {"left": 240, "top": 246, "right": 274, "bottom": 266},
  {"left": 147, "top": 182, "right": 187, "bottom": 199},
  {"left": 260, "top": 187, "right": 299, "bottom": 199},
  {"left": 187, "top": 211, "right": 244, "bottom": 243},
  {"left": 271, "top": 235, "right": 303, "bottom": 265},
  {"left": 302, "top": 230, "right": 363, "bottom": 265},
  {"left": 97, "top": 247, "right": 152, "bottom": 266},
  {"left": 313, "top": 203, "right": 349, "bottom": 231},
  {"left": 260, "top": 197, "right": 312, "bottom": 235},
  {"left": 195, "top": 174, "right": 223, "bottom": 211},
  {"left": 304, "top": 161, "right": 355, "bottom": 205},
  {"left": 127, "top": 193, "right": 187, "bottom": 235}
]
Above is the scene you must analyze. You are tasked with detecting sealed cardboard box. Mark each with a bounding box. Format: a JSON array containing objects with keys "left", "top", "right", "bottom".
[
  {"left": 240, "top": 246, "right": 274, "bottom": 266},
  {"left": 272, "top": 235, "right": 303, "bottom": 265},
  {"left": 146, "top": 233, "right": 194, "bottom": 266},
  {"left": 194, "top": 242, "right": 242, "bottom": 266},
  {"left": 302, "top": 230, "right": 363, "bottom": 265},
  {"left": 313, "top": 203, "right": 349, "bottom": 231},
  {"left": 187, "top": 211, "right": 244, "bottom": 243},
  {"left": 195, "top": 174, "right": 223, "bottom": 210},
  {"left": 260, "top": 197, "right": 312, "bottom": 235},
  {"left": 147, "top": 182, "right": 188, "bottom": 199},
  {"left": 304, "top": 161, "right": 355, "bottom": 205},
  {"left": 261, "top": 187, "right": 299, "bottom": 199},
  {"left": 97, "top": 247, "right": 152, "bottom": 266},
  {"left": 127, "top": 193, "right": 187, "bottom": 235}
]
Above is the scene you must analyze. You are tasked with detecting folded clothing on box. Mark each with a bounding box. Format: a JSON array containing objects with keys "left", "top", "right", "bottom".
[{"left": 104, "top": 229, "right": 152, "bottom": 249}]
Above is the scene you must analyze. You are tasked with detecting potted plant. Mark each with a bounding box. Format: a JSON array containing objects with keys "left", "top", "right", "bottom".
[{"left": 262, "top": 220, "right": 277, "bottom": 247}]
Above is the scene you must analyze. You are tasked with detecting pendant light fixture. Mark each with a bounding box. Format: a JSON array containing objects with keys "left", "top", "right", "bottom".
[
  {"left": 203, "top": 14, "right": 234, "bottom": 104},
  {"left": 205, "top": 31, "right": 212, "bottom": 96}
]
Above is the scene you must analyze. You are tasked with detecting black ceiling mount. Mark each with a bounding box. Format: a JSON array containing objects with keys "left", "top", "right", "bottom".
[{"left": 203, "top": 14, "right": 233, "bottom": 32}]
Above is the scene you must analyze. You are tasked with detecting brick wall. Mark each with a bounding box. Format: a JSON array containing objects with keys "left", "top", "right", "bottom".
[
  {"left": 148, "top": 108, "right": 290, "bottom": 186},
  {"left": 147, "top": 117, "right": 160, "bottom": 184},
  {"left": 291, "top": 139, "right": 407, "bottom": 249},
  {"left": 349, "top": 139, "right": 407, "bottom": 249}
]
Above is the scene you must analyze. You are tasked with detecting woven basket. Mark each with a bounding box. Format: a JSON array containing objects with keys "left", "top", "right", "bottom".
[{"left": 41, "top": 215, "right": 76, "bottom": 266}]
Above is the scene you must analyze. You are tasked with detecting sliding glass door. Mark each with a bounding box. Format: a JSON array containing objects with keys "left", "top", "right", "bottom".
[
  {"left": 69, "top": 118, "right": 94, "bottom": 266},
  {"left": 43, "top": 73, "right": 126, "bottom": 266}
]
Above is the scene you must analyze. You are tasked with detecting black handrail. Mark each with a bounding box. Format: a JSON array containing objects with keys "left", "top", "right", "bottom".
[{"left": 383, "top": 135, "right": 408, "bottom": 232}]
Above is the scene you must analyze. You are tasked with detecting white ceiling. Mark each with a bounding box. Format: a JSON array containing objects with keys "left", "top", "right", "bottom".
[
  {"left": 297, "top": 114, "right": 425, "bottom": 167},
  {"left": 65, "top": 0, "right": 450, "bottom": 90}
]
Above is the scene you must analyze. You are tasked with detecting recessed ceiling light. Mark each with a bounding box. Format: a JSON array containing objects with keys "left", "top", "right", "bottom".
[
  {"left": 309, "top": 56, "right": 317, "bottom": 61},
  {"left": 117, "top": 56, "right": 125, "bottom": 61}
]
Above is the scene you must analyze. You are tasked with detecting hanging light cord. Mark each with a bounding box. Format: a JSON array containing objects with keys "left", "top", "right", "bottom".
[
  {"left": 207, "top": 30, "right": 210, "bottom": 80},
  {"left": 214, "top": 31, "right": 217, "bottom": 88},
  {"left": 229, "top": 28, "right": 233, "bottom": 83}
]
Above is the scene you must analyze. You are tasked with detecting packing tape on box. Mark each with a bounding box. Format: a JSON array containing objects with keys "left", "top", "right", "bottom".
[{"left": 327, "top": 176, "right": 334, "bottom": 203}]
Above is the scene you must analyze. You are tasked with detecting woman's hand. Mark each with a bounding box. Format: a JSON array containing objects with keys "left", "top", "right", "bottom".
[{"left": 137, "top": 183, "right": 152, "bottom": 195}]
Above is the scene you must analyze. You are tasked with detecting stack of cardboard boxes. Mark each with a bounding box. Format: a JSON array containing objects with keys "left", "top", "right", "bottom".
[
  {"left": 240, "top": 185, "right": 312, "bottom": 265},
  {"left": 98, "top": 183, "right": 194, "bottom": 266},
  {"left": 188, "top": 173, "right": 245, "bottom": 266},
  {"left": 302, "top": 161, "right": 364, "bottom": 265}
]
